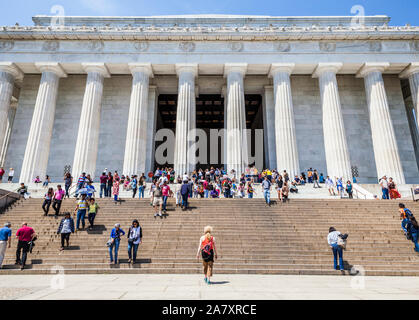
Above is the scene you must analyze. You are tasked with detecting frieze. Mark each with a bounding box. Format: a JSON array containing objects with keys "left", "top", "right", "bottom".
[
  {"left": 319, "top": 42, "right": 336, "bottom": 52},
  {"left": 368, "top": 41, "right": 382, "bottom": 52},
  {"left": 87, "top": 40, "right": 104, "bottom": 52},
  {"left": 275, "top": 42, "right": 291, "bottom": 52},
  {"left": 179, "top": 42, "right": 195, "bottom": 52},
  {"left": 42, "top": 40, "right": 60, "bottom": 52},
  {"left": 0, "top": 41, "right": 14, "bottom": 51},
  {"left": 134, "top": 41, "right": 149, "bottom": 52},
  {"left": 228, "top": 42, "right": 243, "bottom": 52}
]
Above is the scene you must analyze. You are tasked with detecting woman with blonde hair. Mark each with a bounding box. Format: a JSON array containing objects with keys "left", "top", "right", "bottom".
[{"left": 196, "top": 226, "right": 218, "bottom": 284}]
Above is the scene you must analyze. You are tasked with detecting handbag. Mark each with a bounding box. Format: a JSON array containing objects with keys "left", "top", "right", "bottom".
[{"left": 106, "top": 238, "right": 113, "bottom": 247}]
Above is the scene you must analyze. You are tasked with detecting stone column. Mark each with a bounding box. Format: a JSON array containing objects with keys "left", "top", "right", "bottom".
[
  {"left": 225, "top": 63, "right": 248, "bottom": 175},
  {"left": 313, "top": 63, "right": 352, "bottom": 181},
  {"left": 262, "top": 86, "right": 277, "bottom": 170},
  {"left": 20, "top": 63, "right": 67, "bottom": 183},
  {"left": 0, "top": 100, "right": 17, "bottom": 167},
  {"left": 0, "top": 62, "right": 23, "bottom": 167},
  {"left": 270, "top": 63, "right": 300, "bottom": 177},
  {"left": 173, "top": 64, "right": 197, "bottom": 176},
  {"left": 72, "top": 63, "right": 110, "bottom": 179},
  {"left": 145, "top": 85, "right": 158, "bottom": 174},
  {"left": 357, "top": 63, "right": 405, "bottom": 184},
  {"left": 122, "top": 63, "right": 153, "bottom": 176},
  {"left": 400, "top": 62, "right": 419, "bottom": 129}
]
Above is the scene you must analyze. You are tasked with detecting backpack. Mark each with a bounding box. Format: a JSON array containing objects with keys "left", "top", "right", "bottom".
[
  {"left": 337, "top": 234, "right": 348, "bottom": 250},
  {"left": 201, "top": 237, "right": 214, "bottom": 262}
]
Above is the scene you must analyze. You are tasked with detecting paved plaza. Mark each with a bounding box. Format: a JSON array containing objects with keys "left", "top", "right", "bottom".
[{"left": 0, "top": 274, "right": 418, "bottom": 300}]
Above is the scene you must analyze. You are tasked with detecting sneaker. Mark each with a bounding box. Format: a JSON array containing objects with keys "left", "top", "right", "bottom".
[
  {"left": 204, "top": 277, "right": 207, "bottom": 283},
  {"left": 154, "top": 213, "right": 158, "bottom": 218}
]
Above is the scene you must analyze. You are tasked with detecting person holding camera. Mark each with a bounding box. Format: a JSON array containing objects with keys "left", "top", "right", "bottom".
[
  {"left": 15, "top": 222, "right": 36, "bottom": 270},
  {"left": 108, "top": 223, "right": 125, "bottom": 264}
]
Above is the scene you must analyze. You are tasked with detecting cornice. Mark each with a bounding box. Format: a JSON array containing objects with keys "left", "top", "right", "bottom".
[{"left": 1, "top": 25, "right": 419, "bottom": 41}]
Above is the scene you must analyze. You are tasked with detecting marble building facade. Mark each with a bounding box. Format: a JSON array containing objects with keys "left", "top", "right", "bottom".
[{"left": 0, "top": 15, "right": 418, "bottom": 183}]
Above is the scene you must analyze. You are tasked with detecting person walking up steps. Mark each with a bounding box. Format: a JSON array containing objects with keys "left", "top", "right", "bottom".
[
  {"left": 57, "top": 212, "right": 74, "bottom": 251},
  {"left": 0, "top": 222, "right": 12, "bottom": 269},
  {"left": 196, "top": 226, "right": 218, "bottom": 285},
  {"left": 15, "top": 222, "right": 36, "bottom": 270},
  {"left": 327, "top": 227, "right": 344, "bottom": 271}
]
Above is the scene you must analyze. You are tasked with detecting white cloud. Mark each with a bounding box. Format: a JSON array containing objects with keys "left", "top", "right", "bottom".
[{"left": 79, "top": 0, "right": 120, "bottom": 15}]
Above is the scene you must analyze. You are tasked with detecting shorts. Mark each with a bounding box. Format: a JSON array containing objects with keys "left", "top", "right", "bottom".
[
  {"left": 153, "top": 197, "right": 163, "bottom": 206},
  {"left": 8, "top": 176, "right": 13, "bottom": 182}
]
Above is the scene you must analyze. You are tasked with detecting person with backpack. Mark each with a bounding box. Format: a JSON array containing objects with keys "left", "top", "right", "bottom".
[
  {"left": 196, "top": 226, "right": 218, "bottom": 285},
  {"left": 127, "top": 220, "right": 142, "bottom": 264},
  {"left": 399, "top": 203, "right": 413, "bottom": 234},
  {"left": 327, "top": 227, "right": 345, "bottom": 271},
  {"left": 406, "top": 215, "right": 419, "bottom": 253},
  {"left": 108, "top": 223, "right": 125, "bottom": 264}
]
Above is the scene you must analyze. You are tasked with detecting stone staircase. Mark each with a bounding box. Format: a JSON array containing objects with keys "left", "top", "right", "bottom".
[{"left": 0, "top": 197, "right": 418, "bottom": 276}]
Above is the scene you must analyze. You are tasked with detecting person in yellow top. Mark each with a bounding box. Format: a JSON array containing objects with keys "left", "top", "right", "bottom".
[
  {"left": 88, "top": 198, "right": 99, "bottom": 230},
  {"left": 74, "top": 194, "right": 88, "bottom": 230},
  {"left": 266, "top": 169, "right": 272, "bottom": 182}
]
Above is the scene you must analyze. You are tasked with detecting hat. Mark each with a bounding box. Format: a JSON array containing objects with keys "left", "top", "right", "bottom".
[
  {"left": 115, "top": 223, "right": 120, "bottom": 228},
  {"left": 4, "top": 222, "right": 11, "bottom": 227}
]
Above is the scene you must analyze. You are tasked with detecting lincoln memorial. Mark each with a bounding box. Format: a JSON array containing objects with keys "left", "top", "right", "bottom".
[{"left": 0, "top": 14, "right": 418, "bottom": 183}]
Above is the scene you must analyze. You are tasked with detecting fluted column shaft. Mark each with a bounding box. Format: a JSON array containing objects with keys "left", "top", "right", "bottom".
[
  {"left": 0, "top": 63, "right": 23, "bottom": 167},
  {"left": 123, "top": 65, "right": 152, "bottom": 176},
  {"left": 225, "top": 64, "right": 248, "bottom": 175},
  {"left": 360, "top": 64, "right": 405, "bottom": 183},
  {"left": 408, "top": 72, "right": 419, "bottom": 129},
  {"left": 174, "top": 65, "right": 197, "bottom": 176},
  {"left": 72, "top": 64, "right": 108, "bottom": 179},
  {"left": 271, "top": 64, "right": 299, "bottom": 177},
  {"left": 20, "top": 63, "right": 66, "bottom": 183},
  {"left": 314, "top": 64, "right": 352, "bottom": 181},
  {"left": 0, "top": 101, "right": 17, "bottom": 167}
]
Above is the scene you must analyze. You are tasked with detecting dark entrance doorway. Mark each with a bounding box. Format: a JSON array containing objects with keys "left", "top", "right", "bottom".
[{"left": 154, "top": 94, "right": 264, "bottom": 170}]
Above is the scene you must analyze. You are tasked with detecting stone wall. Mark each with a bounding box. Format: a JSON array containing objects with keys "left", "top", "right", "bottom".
[{"left": 4, "top": 74, "right": 419, "bottom": 183}]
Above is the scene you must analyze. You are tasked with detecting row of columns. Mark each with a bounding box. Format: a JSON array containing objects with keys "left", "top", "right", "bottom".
[{"left": 0, "top": 61, "right": 418, "bottom": 183}]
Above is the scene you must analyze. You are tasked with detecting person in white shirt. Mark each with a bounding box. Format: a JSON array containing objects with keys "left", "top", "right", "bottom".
[
  {"left": 379, "top": 176, "right": 389, "bottom": 200},
  {"left": 326, "top": 176, "right": 336, "bottom": 196},
  {"left": 8, "top": 168, "right": 14, "bottom": 183},
  {"left": 327, "top": 227, "right": 344, "bottom": 271},
  {"left": 182, "top": 173, "right": 189, "bottom": 182}
]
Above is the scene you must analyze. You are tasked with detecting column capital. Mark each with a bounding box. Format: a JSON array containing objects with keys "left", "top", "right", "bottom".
[
  {"left": 269, "top": 63, "right": 295, "bottom": 77},
  {"left": 312, "top": 62, "right": 343, "bottom": 78},
  {"left": 224, "top": 63, "right": 247, "bottom": 78},
  {"left": 35, "top": 62, "right": 67, "bottom": 78},
  {"left": 128, "top": 63, "right": 154, "bottom": 77},
  {"left": 356, "top": 62, "right": 390, "bottom": 78},
  {"left": 176, "top": 63, "right": 198, "bottom": 77},
  {"left": 399, "top": 62, "right": 419, "bottom": 79},
  {"left": 82, "top": 63, "right": 110, "bottom": 78},
  {"left": 0, "top": 62, "right": 24, "bottom": 80}
]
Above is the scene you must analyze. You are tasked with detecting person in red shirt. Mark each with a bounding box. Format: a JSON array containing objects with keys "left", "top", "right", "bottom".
[
  {"left": 0, "top": 167, "right": 4, "bottom": 182},
  {"left": 15, "top": 222, "right": 36, "bottom": 270},
  {"left": 161, "top": 180, "right": 172, "bottom": 214}
]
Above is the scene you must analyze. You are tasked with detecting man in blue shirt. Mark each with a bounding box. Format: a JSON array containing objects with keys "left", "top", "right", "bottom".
[
  {"left": 0, "top": 222, "right": 12, "bottom": 268},
  {"left": 261, "top": 176, "right": 272, "bottom": 206}
]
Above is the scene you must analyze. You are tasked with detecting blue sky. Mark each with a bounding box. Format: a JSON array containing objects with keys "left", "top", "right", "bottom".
[{"left": 1, "top": 0, "right": 418, "bottom": 26}]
